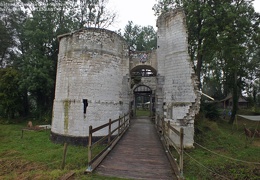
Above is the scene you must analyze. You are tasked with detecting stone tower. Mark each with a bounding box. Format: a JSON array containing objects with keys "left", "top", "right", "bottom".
[
  {"left": 51, "top": 28, "right": 130, "bottom": 145},
  {"left": 156, "top": 9, "right": 201, "bottom": 147},
  {"left": 51, "top": 9, "right": 200, "bottom": 147}
]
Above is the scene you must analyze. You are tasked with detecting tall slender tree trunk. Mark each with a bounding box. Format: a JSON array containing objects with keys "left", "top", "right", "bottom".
[
  {"left": 195, "top": 12, "right": 203, "bottom": 89},
  {"left": 23, "top": 90, "right": 29, "bottom": 117},
  {"left": 196, "top": 48, "right": 203, "bottom": 89},
  {"left": 229, "top": 71, "right": 238, "bottom": 124}
]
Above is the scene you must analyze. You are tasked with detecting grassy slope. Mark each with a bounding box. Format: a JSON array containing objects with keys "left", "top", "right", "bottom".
[
  {"left": 0, "top": 122, "right": 126, "bottom": 180},
  {"left": 184, "top": 113, "right": 260, "bottom": 179}
]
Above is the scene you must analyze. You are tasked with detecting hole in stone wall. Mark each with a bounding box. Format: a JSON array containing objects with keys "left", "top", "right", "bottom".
[{"left": 83, "top": 99, "right": 88, "bottom": 114}]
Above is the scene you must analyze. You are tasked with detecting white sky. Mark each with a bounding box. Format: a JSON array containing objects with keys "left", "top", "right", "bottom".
[
  {"left": 107, "top": 0, "right": 260, "bottom": 31},
  {"left": 253, "top": 0, "right": 260, "bottom": 13},
  {"left": 107, "top": 0, "right": 156, "bottom": 31}
]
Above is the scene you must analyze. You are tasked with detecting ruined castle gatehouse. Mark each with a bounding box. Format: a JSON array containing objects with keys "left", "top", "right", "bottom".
[
  {"left": 51, "top": 9, "right": 200, "bottom": 147},
  {"left": 129, "top": 50, "right": 157, "bottom": 117}
]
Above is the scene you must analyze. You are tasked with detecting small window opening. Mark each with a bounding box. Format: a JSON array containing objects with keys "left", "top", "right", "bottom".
[{"left": 83, "top": 99, "right": 88, "bottom": 114}]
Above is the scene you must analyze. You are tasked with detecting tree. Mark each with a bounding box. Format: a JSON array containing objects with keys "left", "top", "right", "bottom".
[
  {"left": 153, "top": 0, "right": 181, "bottom": 16},
  {"left": 0, "top": 21, "right": 13, "bottom": 67},
  {"left": 0, "top": 0, "right": 118, "bottom": 120},
  {"left": 17, "top": 1, "right": 67, "bottom": 118},
  {"left": 0, "top": 0, "right": 18, "bottom": 67},
  {"left": 208, "top": 0, "right": 259, "bottom": 123},
  {"left": 123, "top": 21, "right": 157, "bottom": 51},
  {"left": 72, "top": 0, "right": 116, "bottom": 28},
  {"left": 0, "top": 68, "right": 23, "bottom": 119}
]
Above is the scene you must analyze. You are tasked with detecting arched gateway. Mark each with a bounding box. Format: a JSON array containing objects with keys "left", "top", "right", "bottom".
[{"left": 51, "top": 9, "right": 200, "bottom": 147}]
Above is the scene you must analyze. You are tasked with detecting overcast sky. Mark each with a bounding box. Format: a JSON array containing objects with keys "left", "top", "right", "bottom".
[{"left": 107, "top": 0, "right": 260, "bottom": 31}]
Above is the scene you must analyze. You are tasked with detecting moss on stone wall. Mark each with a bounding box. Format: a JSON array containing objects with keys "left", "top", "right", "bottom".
[{"left": 63, "top": 99, "right": 70, "bottom": 134}]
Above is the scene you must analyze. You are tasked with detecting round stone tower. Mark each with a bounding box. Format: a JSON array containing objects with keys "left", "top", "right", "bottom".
[{"left": 51, "top": 28, "right": 130, "bottom": 145}]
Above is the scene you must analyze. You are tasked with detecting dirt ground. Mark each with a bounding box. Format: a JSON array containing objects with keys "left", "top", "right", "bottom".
[{"left": 0, "top": 158, "right": 48, "bottom": 180}]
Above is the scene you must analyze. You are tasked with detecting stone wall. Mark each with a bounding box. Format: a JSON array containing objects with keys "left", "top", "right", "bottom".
[
  {"left": 156, "top": 9, "right": 200, "bottom": 147},
  {"left": 51, "top": 28, "right": 130, "bottom": 144},
  {"left": 129, "top": 50, "right": 157, "bottom": 72}
]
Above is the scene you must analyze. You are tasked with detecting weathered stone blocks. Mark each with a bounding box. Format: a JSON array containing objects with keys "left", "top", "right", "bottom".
[
  {"left": 51, "top": 28, "right": 130, "bottom": 143},
  {"left": 157, "top": 9, "right": 201, "bottom": 147}
]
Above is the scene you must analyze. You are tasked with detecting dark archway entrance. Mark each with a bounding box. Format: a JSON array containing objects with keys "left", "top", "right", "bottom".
[
  {"left": 130, "top": 65, "right": 157, "bottom": 117},
  {"left": 133, "top": 85, "right": 154, "bottom": 117}
]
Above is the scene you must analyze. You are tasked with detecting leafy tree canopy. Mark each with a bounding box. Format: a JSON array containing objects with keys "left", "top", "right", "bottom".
[
  {"left": 0, "top": 0, "right": 116, "bottom": 121},
  {"left": 122, "top": 21, "right": 157, "bottom": 51}
]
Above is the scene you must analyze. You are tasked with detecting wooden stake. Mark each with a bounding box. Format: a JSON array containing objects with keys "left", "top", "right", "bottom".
[
  {"left": 61, "top": 143, "right": 68, "bottom": 170},
  {"left": 180, "top": 128, "right": 184, "bottom": 178},
  {"left": 108, "top": 119, "right": 111, "bottom": 144}
]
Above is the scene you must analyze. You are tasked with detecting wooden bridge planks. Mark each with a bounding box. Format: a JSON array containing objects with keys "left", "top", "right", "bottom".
[{"left": 96, "top": 117, "right": 177, "bottom": 180}]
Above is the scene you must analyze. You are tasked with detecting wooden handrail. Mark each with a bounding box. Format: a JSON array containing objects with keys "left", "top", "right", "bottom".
[
  {"left": 155, "top": 114, "right": 184, "bottom": 178},
  {"left": 86, "top": 113, "right": 130, "bottom": 173}
]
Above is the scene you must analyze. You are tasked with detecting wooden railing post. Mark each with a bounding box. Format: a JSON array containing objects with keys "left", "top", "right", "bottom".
[
  {"left": 108, "top": 119, "right": 112, "bottom": 144},
  {"left": 167, "top": 121, "right": 170, "bottom": 134},
  {"left": 128, "top": 113, "right": 130, "bottom": 125},
  {"left": 87, "top": 125, "right": 93, "bottom": 172},
  {"left": 123, "top": 114, "right": 126, "bottom": 129},
  {"left": 61, "top": 143, "right": 68, "bottom": 170},
  {"left": 180, "top": 127, "right": 184, "bottom": 178},
  {"left": 126, "top": 113, "right": 128, "bottom": 126},
  {"left": 162, "top": 118, "right": 165, "bottom": 135},
  {"left": 118, "top": 116, "right": 121, "bottom": 134},
  {"left": 167, "top": 121, "right": 171, "bottom": 149}
]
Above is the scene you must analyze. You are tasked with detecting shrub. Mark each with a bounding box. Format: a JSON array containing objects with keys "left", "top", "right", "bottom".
[{"left": 201, "top": 102, "right": 220, "bottom": 121}]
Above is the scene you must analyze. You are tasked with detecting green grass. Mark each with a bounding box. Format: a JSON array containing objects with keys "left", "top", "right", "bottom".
[
  {"left": 183, "top": 113, "right": 260, "bottom": 179},
  {"left": 0, "top": 122, "right": 129, "bottom": 180},
  {"left": 136, "top": 109, "right": 150, "bottom": 116}
]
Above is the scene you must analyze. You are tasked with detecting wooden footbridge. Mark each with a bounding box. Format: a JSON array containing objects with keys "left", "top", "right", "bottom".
[{"left": 86, "top": 114, "right": 184, "bottom": 180}]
